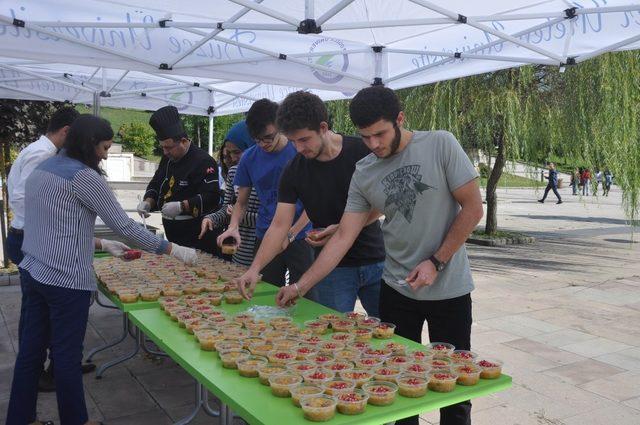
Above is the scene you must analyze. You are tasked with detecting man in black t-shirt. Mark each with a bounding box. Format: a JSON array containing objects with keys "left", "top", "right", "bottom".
[{"left": 234, "top": 91, "right": 385, "bottom": 315}]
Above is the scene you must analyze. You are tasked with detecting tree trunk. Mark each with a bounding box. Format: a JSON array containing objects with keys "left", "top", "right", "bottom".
[{"left": 485, "top": 129, "right": 505, "bottom": 235}]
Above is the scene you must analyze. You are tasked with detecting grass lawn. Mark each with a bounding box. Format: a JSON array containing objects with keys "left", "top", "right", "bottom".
[
  {"left": 480, "top": 173, "right": 542, "bottom": 188},
  {"left": 76, "top": 105, "right": 151, "bottom": 134}
]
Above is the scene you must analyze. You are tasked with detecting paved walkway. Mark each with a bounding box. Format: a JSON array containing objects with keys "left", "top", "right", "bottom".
[{"left": 1, "top": 186, "right": 639, "bottom": 424}]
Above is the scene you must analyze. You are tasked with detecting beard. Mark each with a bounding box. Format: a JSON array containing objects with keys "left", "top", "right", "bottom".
[{"left": 377, "top": 124, "right": 402, "bottom": 158}]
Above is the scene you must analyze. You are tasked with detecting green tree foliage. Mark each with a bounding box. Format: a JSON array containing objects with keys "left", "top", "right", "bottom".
[{"left": 117, "top": 122, "right": 156, "bottom": 157}]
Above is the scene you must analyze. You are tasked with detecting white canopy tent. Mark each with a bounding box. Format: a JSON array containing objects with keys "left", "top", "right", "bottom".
[{"left": 1, "top": 0, "right": 640, "bottom": 154}]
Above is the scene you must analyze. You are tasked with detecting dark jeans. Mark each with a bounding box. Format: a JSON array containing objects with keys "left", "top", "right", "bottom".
[
  {"left": 254, "top": 237, "right": 318, "bottom": 300},
  {"left": 163, "top": 217, "right": 221, "bottom": 256},
  {"left": 541, "top": 184, "right": 561, "bottom": 202},
  {"left": 7, "top": 269, "right": 91, "bottom": 425},
  {"left": 379, "top": 283, "right": 473, "bottom": 425},
  {"left": 6, "top": 230, "right": 25, "bottom": 341}
]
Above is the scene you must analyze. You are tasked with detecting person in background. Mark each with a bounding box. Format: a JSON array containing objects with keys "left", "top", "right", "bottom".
[
  {"left": 200, "top": 121, "right": 260, "bottom": 266},
  {"left": 276, "top": 86, "right": 484, "bottom": 425},
  {"left": 6, "top": 115, "right": 197, "bottom": 425},
  {"left": 604, "top": 169, "right": 613, "bottom": 196},
  {"left": 594, "top": 168, "right": 603, "bottom": 195},
  {"left": 582, "top": 168, "right": 591, "bottom": 196},
  {"left": 538, "top": 162, "right": 562, "bottom": 204},
  {"left": 6, "top": 106, "right": 90, "bottom": 393},
  {"left": 137, "top": 106, "right": 221, "bottom": 254},
  {"left": 570, "top": 167, "right": 580, "bottom": 196},
  {"left": 234, "top": 91, "right": 384, "bottom": 316}
]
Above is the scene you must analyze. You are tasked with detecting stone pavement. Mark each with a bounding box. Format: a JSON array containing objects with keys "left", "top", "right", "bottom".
[{"left": 1, "top": 186, "right": 639, "bottom": 424}]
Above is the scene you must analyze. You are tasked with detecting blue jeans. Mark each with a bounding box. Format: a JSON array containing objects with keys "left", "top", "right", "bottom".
[
  {"left": 314, "top": 262, "right": 383, "bottom": 316},
  {"left": 7, "top": 269, "right": 91, "bottom": 425}
]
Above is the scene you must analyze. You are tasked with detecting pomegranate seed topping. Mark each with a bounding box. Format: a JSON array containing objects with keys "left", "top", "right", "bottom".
[
  {"left": 331, "top": 382, "right": 349, "bottom": 389},
  {"left": 434, "top": 373, "right": 454, "bottom": 380},
  {"left": 371, "top": 386, "right": 391, "bottom": 393},
  {"left": 340, "top": 393, "right": 360, "bottom": 402},
  {"left": 478, "top": 360, "right": 498, "bottom": 368},
  {"left": 309, "top": 372, "right": 326, "bottom": 379},
  {"left": 406, "top": 378, "right": 421, "bottom": 385},
  {"left": 434, "top": 344, "right": 448, "bottom": 350}
]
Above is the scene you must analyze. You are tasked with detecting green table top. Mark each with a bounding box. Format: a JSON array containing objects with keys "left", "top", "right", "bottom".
[
  {"left": 128, "top": 293, "right": 511, "bottom": 425},
  {"left": 97, "top": 281, "right": 280, "bottom": 312}
]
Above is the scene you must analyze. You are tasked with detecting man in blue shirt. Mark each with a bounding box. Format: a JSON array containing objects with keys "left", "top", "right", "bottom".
[
  {"left": 538, "top": 162, "right": 563, "bottom": 204},
  {"left": 217, "top": 99, "right": 314, "bottom": 288}
]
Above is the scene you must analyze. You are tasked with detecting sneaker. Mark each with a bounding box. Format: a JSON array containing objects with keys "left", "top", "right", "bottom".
[
  {"left": 556, "top": 200, "right": 563, "bottom": 204},
  {"left": 537, "top": 200, "right": 544, "bottom": 203}
]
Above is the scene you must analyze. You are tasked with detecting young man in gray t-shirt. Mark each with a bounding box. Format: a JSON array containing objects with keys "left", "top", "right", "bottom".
[{"left": 276, "top": 86, "right": 483, "bottom": 425}]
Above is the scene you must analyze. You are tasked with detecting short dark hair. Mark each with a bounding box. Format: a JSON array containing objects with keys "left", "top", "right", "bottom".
[
  {"left": 277, "top": 91, "right": 328, "bottom": 134},
  {"left": 245, "top": 98, "right": 279, "bottom": 138},
  {"left": 349, "top": 86, "right": 402, "bottom": 128},
  {"left": 65, "top": 114, "right": 113, "bottom": 175},
  {"left": 47, "top": 106, "right": 80, "bottom": 133}
]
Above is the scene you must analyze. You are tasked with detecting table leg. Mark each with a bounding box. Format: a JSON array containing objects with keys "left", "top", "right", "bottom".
[
  {"left": 141, "top": 335, "right": 168, "bottom": 357},
  {"left": 95, "top": 290, "right": 119, "bottom": 310},
  {"left": 85, "top": 311, "right": 128, "bottom": 363},
  {"left": 95, "top": 322, "right": 140, "bottom": 379},
  {"left": 173, "top": 382, "right": 220, "bottom": 425}
]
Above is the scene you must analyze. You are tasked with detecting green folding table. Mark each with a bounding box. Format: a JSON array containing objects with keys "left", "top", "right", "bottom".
[{"left": 128, "top": 292, "right": 511, "bottom": 425}]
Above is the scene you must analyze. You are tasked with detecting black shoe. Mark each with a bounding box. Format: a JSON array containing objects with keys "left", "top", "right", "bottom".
[
  {"left": 82, "top": 363, "right": 97, "bottom": 374},
  {"left": 537, "top": 200, "right": 544, "bottom": 203},
  {"left": 556, "top": 200, "right": 563, "bottom": 204},
  {"left": 37, "top": 372, "right": 56, "bottom": 392}
]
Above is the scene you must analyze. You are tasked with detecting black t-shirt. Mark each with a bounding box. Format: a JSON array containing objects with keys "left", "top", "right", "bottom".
[{"left": 278, "top": 135, "right": 385, "bottom": 267}]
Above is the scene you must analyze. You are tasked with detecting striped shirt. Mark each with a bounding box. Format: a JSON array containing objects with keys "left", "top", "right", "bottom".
[
  {"left": 20, "top": 152, "right": 169, "bottom": 291},
  {"left": 206, "top": 165, "right": 259, "bottom": 266}
]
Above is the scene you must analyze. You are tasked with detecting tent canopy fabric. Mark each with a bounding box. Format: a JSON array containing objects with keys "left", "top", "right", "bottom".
[{"left": 1, "top": 0, "right": 640, "bottom": 116}]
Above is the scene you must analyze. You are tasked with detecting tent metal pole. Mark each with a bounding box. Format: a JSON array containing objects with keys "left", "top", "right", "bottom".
[
  {"left": 208, "top": 115, "right": 214, "bottom": 157},
  {"left": 70, "top": 67, "right": 101, "bottom": 102},
  {"left": 0, "top": 63, "right": 93, "bottom": 93},
  {"left": 0, "top": 83, "right": 62, "bottom": 101},
  {"left": 0, "top": 15, "right": 159, "bottom": 69},
  {"left": 408, "top": 0, "right": 564, "bottom": 62},
  {"left": 316, "top": 0, "right": 355, "bottom": 26},
  {"left": 107, "top": 70, "right": 129, "bottom": 94},
  {"left": 93, "top": 91, "right": 100, "bottom": 116},
  {"left": 576, "top": 32, "right": 640, "bottom": 63},
  {"left": 386, "top": 16, "right": 565, "bottom": 83},
  {"left": 305, "top": 0, "right": 315, "bottom": 20},
  {"left": 107, "top": 83, "right": 195, "bottom": 97},
  {"left": 561, "top": 18, "right": 576, "bottom": 59},
  {"left": 175, "top": 48, "right": 371, "bottom": 69},
  {"left": 385, "top": 48, "right": 558, "bottom": 65},
  {"left": 214, "top": 83, "right": 261, "bottom": 110},
  {"left": 152, "top": 74, "right": 260, "bottom": 102},
  {"left": 227, "top": 0, "right": 299, "bottom": 26},
  {"left": 143, "top": 93, "right": 204, "bottom": 111},
  {"left": 177, "top": 22, "right": 293, "bottom": 31},
  {"left": 168, "top": 0, "right": 266, "bottom": 68}
]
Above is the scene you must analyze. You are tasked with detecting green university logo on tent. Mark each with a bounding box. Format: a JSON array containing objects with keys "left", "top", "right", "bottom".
[{"left": 308, "top": 38, "right": 350, "bottom": 84}]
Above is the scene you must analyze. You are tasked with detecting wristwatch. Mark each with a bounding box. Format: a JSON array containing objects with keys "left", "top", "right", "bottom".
[{"left": 429, "top": 255, "right": 446, "bottom": 272}]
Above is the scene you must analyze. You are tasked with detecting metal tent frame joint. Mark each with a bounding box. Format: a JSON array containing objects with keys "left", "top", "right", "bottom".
[
  {"left": 278, "top": 53, "right": 287, "bottom": 60},
  {"left": 372, "top": 77, "right": 384, "bottom": 86},
  {"left": 207, "top": 106, "right": 215, "bottom": 115},
  {"left": 454, "top": 52, "right": 462, "bottom": 59},
  {"left": 159, "top": 63, "right": 172, "bottom": 70},
  {"left": 564, "top": 7, "right": 577, "bottom": 19},
  {"left": 457, "top": 14, "right": 467, "bottom": 24},
  {"left": 297, "top": 19, "right": 322, "bottom": 34},
  {"left": 372, "top": 45, "right": 385, "bottom": 53},
  {"left": 158, "top": 19, "right": 172, "bottom": 28},
  {"left": 99, "top": 91, "right": 111, "bottom": 98}
]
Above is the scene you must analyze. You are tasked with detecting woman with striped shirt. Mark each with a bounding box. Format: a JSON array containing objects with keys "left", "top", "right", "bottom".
[
  {"left": 200, "top": 121, "right": 260, "bottom": 266},
  {"left": 7, "top": 115, "right": 197, "bottom": 425}
]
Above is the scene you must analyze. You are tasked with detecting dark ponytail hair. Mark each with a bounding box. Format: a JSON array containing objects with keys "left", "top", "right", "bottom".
[{"left": 65, "top": 114, "right": 113, "bottom": 175}]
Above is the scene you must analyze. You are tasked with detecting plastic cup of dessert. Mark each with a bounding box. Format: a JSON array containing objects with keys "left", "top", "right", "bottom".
[
  {"left": 268, "top": 350, "right": 296, "bottom": 365},
  {"left": 236, "top": 355, "right": 268, "bottom": 378},
  {"left": 476, "top": 358, "right": 503, "bottom": 379},
  {"left": 331, "top": 319, "right": 356, "bottom": 333},
  {"left": 344, "top": 311, "right": 367, "bottom": 321},
  {"left": 397, "top": 374, "right": 429, "bottom": 398},
  {"left": 273, "top": 338, "right": 300, "bottom": 351},
  {"left": 428, "top": 342, "right": 456, "bottom": 357},
  {"left": 339, "top": 369, "right": 374, "bottom": 388},
  {"left": 323, "top": 360, "right": 355, "bottom": 374},
  {"left": 249, "top": 342, "right": 274, "bottom": 358},
  {"left": 287, "top": 361, "right": 318, "bottom": 376},
  {"left": 373, "top": 322, "right": 396, "bottom": 339},
  {"left": 428, "top": 371, "right": 459, "bottom": 392},
  {"left": 194, "top": 330, "right": 221, "bottom": 351},
  {"left": 318, "top": 341, "right": 345, "bottom": 355},
  {"left": 290, "top": 383, "right": 324, "bottom": 407},
  {"left": 215, "top": 340, "right": 243, "bottom": 354},
  {"left": 429, "top": 357, "right": 453, "bottom": 370},
  {"left": 373, "top": 366, "right": 403, "bottom": 383},
  {"left": 294, "top": 345, "right": 319, "bottom": 361},
  {"left": 257, "top": 364, "right": 287, "bottom": 385},
  {"left": 323, "top": 378, "right": 356, "bottom": 396},
  {"left": 330, "top": 332, "right": 355, "bottom": 343},
  {"left": 362, "top": 381, "right": 399, "bottom": 406},
  {"left": 336, "top": 388, "right": 369, "bottom": 415},
  {"left": 386, "top": 355, "right": 410, "bottom": 368},
  {"left": 303, "top": 370, "right": 336, "bottom": 386},
  {"left": 357, "top": 316, "right": 381, "bottom": 329},
  {"left": 404, "top": 362, "right": 432, "bottom": 377},
  {"left": 300, "top": 394, "right": 337, "bottom": 422},
  {"left": 354, "top": 356, "right": 384, "bottom": 369},
  {"left": 140, "top": 288, "right": 160, "bottom": 301},
  {"left": 219, "top": 349, "right": 250, "bottom": 369},
  {"left": 450, "top": 350, "right": 478, "bottom": 364},
  {"left": 410, "top": 349, "right": 434, "bottom": 363},
  {"left": 310, "top": 354, "right": 335, "bottom": 368},
  {"left": 224, "top": 291, "right": 243, "bottom": 304},
  {"left": 317, "top": 313, "right": 341, "bottom": 325},
  {"left": 334, "top": 349, "right": 361, "bottom": 362},
  {"left": 384, "top": 342, "right": 408, "bottom": 355},
  {"left": 304, "top": 320, "right": 329, "bottom": 335},
  {"left": 453, "top": 363, "right": 481, "bottom": 386},
  {"left": 351, "top": 328, "right": 374, "bottom": 342},
  {"left": 269, "top": 373, "right": 303, "bottom": 397}
]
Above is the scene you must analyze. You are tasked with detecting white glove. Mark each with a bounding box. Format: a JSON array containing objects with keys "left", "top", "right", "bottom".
[
  {"left": 101, "top": 239, "right": 131, "bottom": 257},
  {"left": 161, "top": 201, "right": 183, "bottom": 218},
  {"left": 170, "top": 243, "right": 197, "bottom": 265},
  {"left": 137, "top": 200, "right": 151, "bottom": 218}
]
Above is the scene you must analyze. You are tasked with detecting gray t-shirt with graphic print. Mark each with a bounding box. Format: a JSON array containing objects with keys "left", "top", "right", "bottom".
[{"left": 345, "top": 130, "right": 478, "bottom": 301}]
